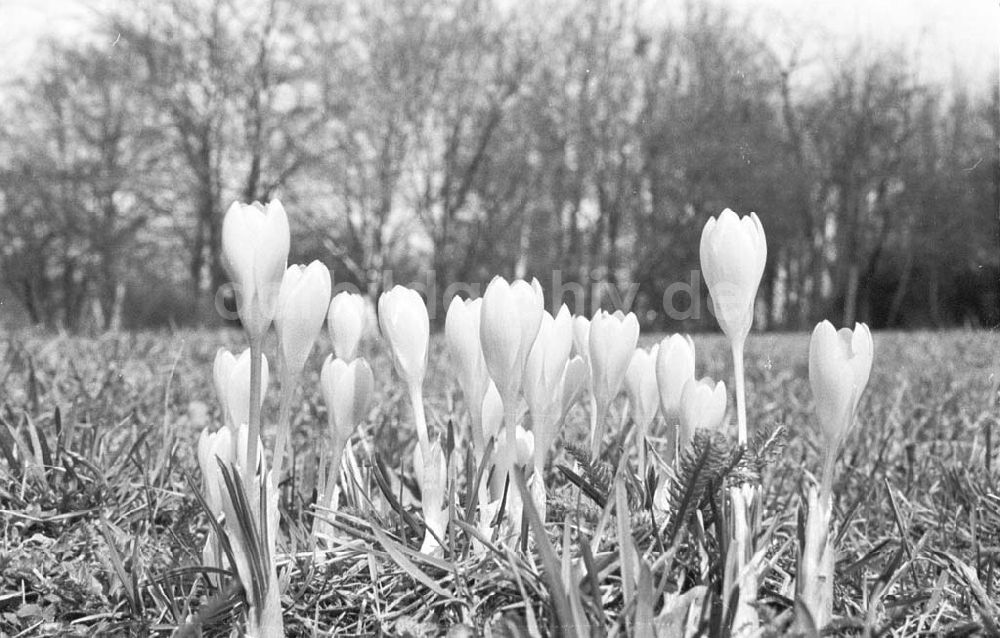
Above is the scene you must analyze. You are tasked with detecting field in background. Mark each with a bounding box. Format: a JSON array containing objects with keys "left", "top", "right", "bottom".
[{"left": 0, "top": 329, "right": 998, "bottom": 635}]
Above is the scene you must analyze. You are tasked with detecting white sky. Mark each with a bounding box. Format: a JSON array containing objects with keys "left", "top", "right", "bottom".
[{"left": 0, "top": 0, "right": 997, "bottom": 90}]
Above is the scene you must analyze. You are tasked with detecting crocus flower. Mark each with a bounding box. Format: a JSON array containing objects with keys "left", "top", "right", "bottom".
[
  {"left": 530, "top": 354, "right": 587, "bottom": 472},
  {"left": 320, "top": 357, "right": 375, "bottom": 456},
  {"left": 699, "top": 208, "right": 766, "bottom": 346},
  {"left": 523, "top": 306, "right": 573, "bottom": 435},
  {"left": 275, "top": 262, "right": 332, "bottom": 380},
  {"left": 625, "top": 344, "right": 660, "bottom": 472},
  {"left": 378, "top": 286, "right": 429, "bottom": 388},
  {"left": 678, "top": 377, "right": 728, "bottom": 451},
  {"left": 221, "top": 200, "right": 290, "bottom": 342},
  {"left": 197, "top": 426, "right": 234, "bottom": 521},
  {"left": 318, "top": 356, "right": 374, "bottom": 505},
  {"left": 328, "top": 291, "right": 367, "bottom": 362},
  {"left": 808, "top": 321, "right": 873, "bottom": 448},
  {"left": 479, "top": 276, "right": 544, "bottom": 404},
  {"left": 215, "top": 348, "right": 269, "bottom": 433},
  {"left": 481, "top": 381, "right": 504, "bottom": 445},
  {"left": 655, "top": 334, "right": 696, "bottom": 419},
  {"left": 378, "top": 286, "right": 431, "bottom": 452},
  {"left": 445, "top": 296, "right": 491, "bottom": 451},
  {"left": 212, "top": 348, "right": 237, "bottom": 425},
  {"left": 587, "top": 310, "right": 639, "bottom": 455}
]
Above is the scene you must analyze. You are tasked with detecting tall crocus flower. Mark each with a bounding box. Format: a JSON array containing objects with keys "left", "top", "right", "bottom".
[
  {"left": 625, "top": 344, "right": 659, "bottom": 474},
  {"left": 273, "top": 261, "right": 331, "bottom": 483},
  {"left": 797, "top": 321, "right": 871, "bottom": 633},
  {"left": 808, "top": 320, "right": 873, "bottom": 493},
  {"left": 480, "top": 277, "right": 544, "bottom": 404},
  {"left": 222, "top": 200, "right": 291, "bottom": 343},
  {"left": 221, "top": 199, "right": 289, "bottom": 491},
  {"left": 318, "top": 356, "right": 374, "bottom": 515},
  {"left": 378, "top": 286, "right": 430, "bottom": 453},
  {"left": 480, "top": 277, "right": 543, "bottom": 481},
  {"left": 701, "top": 208, "right": 767, "bottom": 634},
  {"left": 700, "top": 208, "right": 765, "bottom": 446},
  {"left": 445, "top": 296, "right": 491, "bottom": 454},
  {"left": 329, "top": 291, "right": 367, "bottom": 362},
  {"left": 523, "top": 306, "right": 573, "bottom": 443},
  {"left": 678, "top": 377, "right": 727, "bottom": 451},
  {"left": 587, "top": 310, "right": 639, "bottom": 456}
]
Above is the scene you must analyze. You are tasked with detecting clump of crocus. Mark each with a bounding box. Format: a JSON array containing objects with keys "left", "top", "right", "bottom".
[
  {"left": 480, "top": 277, "right": 543, "bottom": 494},
  {"left": 329, "top": 291, "right": 367, "bottom": 362},
  {"left": 273, "top": 262, "right": 331, "bottom": 484},
  {"left": 587, "top": 310, "right": 639, "bottom": 456},
  {"left": 221, "top": 200, "right": 289, "bottom": 487},
  {"left": 796, "top": 321, "right": 873, "bottom": 631}
]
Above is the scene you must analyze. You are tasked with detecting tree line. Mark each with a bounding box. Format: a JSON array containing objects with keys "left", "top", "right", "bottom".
[{"left": 0, "top": 0, "right": 996, "bottom": 332}]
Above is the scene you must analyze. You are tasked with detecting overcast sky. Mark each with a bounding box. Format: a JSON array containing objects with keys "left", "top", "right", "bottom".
[{"left": 1, "top": 0, "right": 996, "bottom": 91}]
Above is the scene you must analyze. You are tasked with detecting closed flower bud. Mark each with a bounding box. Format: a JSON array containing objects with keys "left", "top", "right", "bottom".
[
  {"left": 808, "top": 320, "right": 873, "bottom": 445},
  {"left": 679, "top": 377, "right": 728, "bottom": 450},
  {"left": 588, "top": 310, "right": 640, "bottom": 455},
  {"left": 625, "top": 344, "right": 660, "bottom": 433},
  {"left": 533, "top": 355, "right": 588, "bottom": 471},
  {"left": 378, "top": 286, "right": 430, "bottom": 390},
  {"left": 479, "top": 276, "right": 544, "bottom": 402},
  {"left": 275, "top": 262, "right": 331, "bottom": 379},
  {"left": 523, "top": 306, "right": 573, "bottom": 430},
  {"left": 655, "top": 334, "right": 696, "bottom": 419},
  {"left": 699, "top": 208, "right": 767, "bottom": 344},
  {"left": 212, "top": 348, "right": 237, "bottom": 424},
  {"left": 319, "top": 356, "right": 375, "bottom": 448},
  {"left": 328, "top": 291, "right": 367, "bottom": 361},
  {"left": 500, "top": 424, "right": 534, "bottom": 468},
  {"left": 197, "top": 426, "right": 233, "bottom": 519},
  {"left": 217, "top": 348, "right": 269, "bottom": 430},
  {"left": 588, "top": 310, "right": 640, "bottom": 412},
  {"left": 221, "top": 200, "right": 290, "bottom": 341},
  {"left": 445, "top": 296, "right": 491, "bottom": 448},
  {"left": 481, "top": 381, "right": 504, "bottom": 445}
]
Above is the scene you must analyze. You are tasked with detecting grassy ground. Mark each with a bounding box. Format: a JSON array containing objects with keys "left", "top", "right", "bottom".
[{"left": 0, "top": 328, "right": 998, "bottom": 636}]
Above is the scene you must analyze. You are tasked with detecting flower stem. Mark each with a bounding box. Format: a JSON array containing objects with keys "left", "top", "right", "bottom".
[
  {"left": 410, "top": 383, "right": 429, "bottom": 458},
  {"left": 732, "top": 340, "right": 748, "bottom": 446},
  {"left": 272, "top": 377, "right": 295, "bottom": 490},
  {"left": 820, "top": 447, "right": 837, "bottom": 505},
  {"left": 247, "top": 336, "right": 264, "bottom": 490}
]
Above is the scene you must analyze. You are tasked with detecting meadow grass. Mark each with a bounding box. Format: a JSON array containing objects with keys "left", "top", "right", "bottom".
[{"left": 0, "top": 329, "right": 997, "bottom": 636}]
